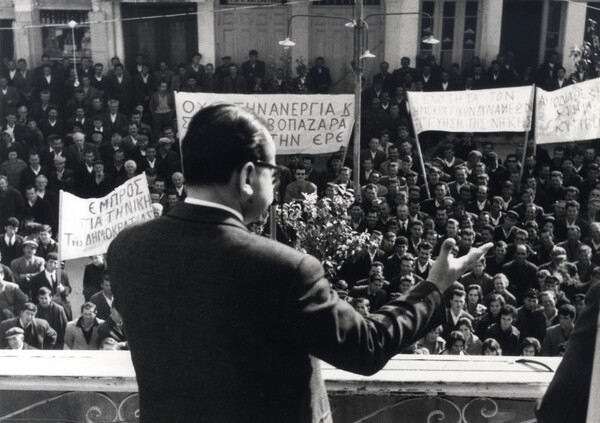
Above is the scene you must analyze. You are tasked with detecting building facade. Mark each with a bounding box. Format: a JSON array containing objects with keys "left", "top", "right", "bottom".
[{"left": 0, "top": 0, "right": 594, "bottom": 93}]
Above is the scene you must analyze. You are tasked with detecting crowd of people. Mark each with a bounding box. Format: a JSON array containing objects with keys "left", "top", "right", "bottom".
[{"left": 0, "top": 45, "right": 597, "bottom": 356}]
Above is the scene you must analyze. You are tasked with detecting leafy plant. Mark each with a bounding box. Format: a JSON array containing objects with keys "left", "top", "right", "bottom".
[{"left": 276, "top": 185, "right": 371, "bottom": 279}]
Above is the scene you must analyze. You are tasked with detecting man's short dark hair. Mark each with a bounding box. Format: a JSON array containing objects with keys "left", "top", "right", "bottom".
[
  {"left": 22, "top": 302, "right": 37, "bottom": 313},
  {"left": 418, "top": 242, "right": 433, "bottom": 251},
  {"left": 500, "top": 305, "right": 517, "bottom": 319},
  {"left": 181, "top": 105, "right": 270, "bottom": 185},
  {"left": 38, "top": 286, "right": 52, "bottom": 296},
  {"left": 558, "top": 304, "right": 576, "bottom": 319}
]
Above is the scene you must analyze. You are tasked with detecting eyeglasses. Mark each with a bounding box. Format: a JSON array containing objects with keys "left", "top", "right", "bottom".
[{"left": 254, "top": 160, "right": 282, "bottom": 182}]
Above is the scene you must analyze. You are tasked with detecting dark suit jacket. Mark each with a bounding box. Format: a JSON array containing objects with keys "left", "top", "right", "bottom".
[
  {"left": 29, "top": 270, "right": 71, "bottom": 302},
  {"left": 38, "top": 119, "right": 65, "bottom": 141},
  {"left": 501, "top": 260, "right": 538, "bottom": 303},
  {"left": 14, "top": 70, "right": 34, "bottom": 100},
  {"left": 307, "top": 66, "right": 332, "bottom": 94},
  {"left": 361, "top": 149, "right": 387, "bottom": 171},
  {"left": 536, "top": 283, "right": 600, "bottom": 422},
  {"left": 107, "top": 203, "right": 447, "bottom": 423},
  {"left": 348, "top": 285, "right": 388, "bottom": 311},
  {"left": 241, "top": 60, "right": 266, "bottom": 88},
  {"left": 0, "top": 316, "right": 57, "bottom": 349},
  {"left": 89, "top": 290, "right": 112, "bottom": 320},
  {"left": 0, "top": 86, "right": 20, "bottom": 119},
  {"left": 133, "top": 74, "right": 156, "bottom": 106},
  {"left": 109, "top": 74, "right": 134, "bottom": 113},
  {"left": 0, "top": 234, "right": 24, "bottom": 267},
  {"left": 19, "top": 166, "right": 48, "bottom": 192},
  {"left": 441, "top": 309, "right": 474, "bottom": 339},
  {"left": 102, "top": 112, "right": 129, "bottom": 137},
  {"left": 33, "top": 75, "right": 62, "bottom": 104},
  {"left": 515, "top": 306, "right": 546, "bottom": 342},
  {"left": 554, "top": 218, "right": 590, "bottom": 242},
  {"left": 35, "top": 301, "right": 68, "bottom": 349}
]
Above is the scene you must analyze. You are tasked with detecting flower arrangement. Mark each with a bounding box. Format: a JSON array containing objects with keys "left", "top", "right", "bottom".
[{"left": 276, "top": 185, "right": 371, "bottom": 279}]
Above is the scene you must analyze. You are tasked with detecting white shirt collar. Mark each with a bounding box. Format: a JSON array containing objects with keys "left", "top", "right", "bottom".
[{"left": 184, "top": 197, "right": 244, "bottom": 222}]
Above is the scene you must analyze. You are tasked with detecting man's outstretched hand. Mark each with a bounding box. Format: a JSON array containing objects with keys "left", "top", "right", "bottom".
[{"left": 428, "top": 238, "right": 494, "bottom": 292}]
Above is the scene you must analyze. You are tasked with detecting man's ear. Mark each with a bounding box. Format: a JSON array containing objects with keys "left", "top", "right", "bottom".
[{"left": 238, "top": 162, "right": 256, "bottom": 197}]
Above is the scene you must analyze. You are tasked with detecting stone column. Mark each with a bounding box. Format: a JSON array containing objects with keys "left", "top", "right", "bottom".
[
  {"left": 560, "top": 1, "right": 586, "bottom": 75},
  {"left": 89, "top": 0, "right": 112, "bottom": 67},
  {"left": 383, "top": 0, "right": 419, "bottom": 68},
  {"left": 479, "top": 0, "right": 503, "bottom": 66},
  {"left": 290, "top": 0, "right": 309, "bottom": 73},
  {"left": 197, "top": 0, "right": 216, "bottom": 66},
  {"left": 13, "top": 0, "right": 42, "bottom": 66}
]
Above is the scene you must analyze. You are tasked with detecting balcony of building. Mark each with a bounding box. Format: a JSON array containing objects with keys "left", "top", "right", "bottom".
[{"left": 0, "top": 350, "right": 558, "bottom": 422}]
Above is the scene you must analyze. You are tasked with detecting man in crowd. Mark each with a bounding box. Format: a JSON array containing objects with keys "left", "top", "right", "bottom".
[
  {"left": 64, "top": 302, "right": 104, "bottom": 350},
  {"left": 0, "top": 302, "right": 56, "bottom": 349},
  {"left": 35, "top": 286, "right": 68, "bottom": 349}
]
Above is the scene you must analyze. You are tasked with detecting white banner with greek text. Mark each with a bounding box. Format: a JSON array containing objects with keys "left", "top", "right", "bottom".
[
  {"left": 407, "top": 87, "right": 534, "bottom": 134},
  {"left": 535, "top": 79, "right": 600, "bottom": 144},
  {"left": 58, "top": 174, "right": 154, "bottom": 260},
  {"left": 175, "top": 92, "right": 354, "bottom": 155}
]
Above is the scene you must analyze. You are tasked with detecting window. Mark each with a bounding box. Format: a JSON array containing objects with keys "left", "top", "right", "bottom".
[
  {"left": 462, "top": 1, "right": 479, "bottom": 69},
  {"left": 440, "top": 2, "right": 456, "bottom": 69},
  {"left": 419, "top": 0, "right": 481, "bottom": 70},
  {"left": 421, "top": 1, "right": 436, "bottom": 54},
  {"left": 543, "top": 0, "right": 562, "bottom": 59},
  {"left": 312, "top": 0, "right": 380, "bottom": 4},
  {"left": 40, "top": 10, "right": 90, "bottom": 61},
  {"left": 220, "top": 0, "right": 279, "bottom": 4}
]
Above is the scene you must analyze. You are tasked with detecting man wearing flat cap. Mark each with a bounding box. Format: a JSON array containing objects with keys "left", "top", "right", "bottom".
[
  {"left": 10, "top": 239, "right": 45, "bottom": 291},
  {"left": 0, "top": 302, "right": 56, "bottom": 349},
  {"left": 4, "top": 327, "right": 36, "bottom": 350},
  {"left": 156, "top": 135, "right": 181, "bottom": 180}
]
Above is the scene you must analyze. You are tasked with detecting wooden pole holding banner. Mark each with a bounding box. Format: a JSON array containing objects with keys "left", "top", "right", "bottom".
[
  {"left": 517, "top": 86, "right": 535, "bottom": 193},
  {"left": 413, "top": 131, "right": 431, "bottom": 200},
  {"left": 517, "top": 130, "right": 529, "bottom": 194},
  {"left": 406, "top": 91, "right": 430, "bottom": 199},
  {"left": 56, "top": 190, "right": 64, "bottom": 300}
]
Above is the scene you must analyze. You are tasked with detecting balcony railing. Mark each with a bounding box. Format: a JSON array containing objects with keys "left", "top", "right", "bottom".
[
  {"left": 219, "top": 0, "right": 381, "bottom": 4},
  {"left": 0, "top": 351, "right": 557, "bottom": 422}
]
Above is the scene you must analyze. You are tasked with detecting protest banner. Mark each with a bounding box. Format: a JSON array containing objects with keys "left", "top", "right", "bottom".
[
  {"left": 407, "top": 86, "right": 534, "bottom": 134},
  {"left": 535, "top": 78, "right": 600, "bottom": 144},
  {"left": 175, "top": 92, "right": 354, "bottom": 155},
  {"left": 58, "top": 174, "right": 154, "bottom": 260}
]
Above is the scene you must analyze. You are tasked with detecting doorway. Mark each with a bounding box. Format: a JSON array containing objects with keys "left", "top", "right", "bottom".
[
  {"left": 121, "top": 3, "right": 198, "bottom": 71},
  {"left": 500, "top": 0, "right": 543, "bottom": 71}
]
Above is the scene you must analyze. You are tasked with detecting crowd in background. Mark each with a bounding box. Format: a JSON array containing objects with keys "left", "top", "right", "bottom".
[{"left": 0, "top": 46, "right": 597, "bottom": 356}]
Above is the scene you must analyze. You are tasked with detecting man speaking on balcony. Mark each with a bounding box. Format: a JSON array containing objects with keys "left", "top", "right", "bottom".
[{"left": 107, "top": 104, "right": 492, "bottom": 423}]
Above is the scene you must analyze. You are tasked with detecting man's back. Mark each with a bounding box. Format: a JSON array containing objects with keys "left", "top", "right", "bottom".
[{"left": 108, "top": 202, "right": 446, "bottom": 423}]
